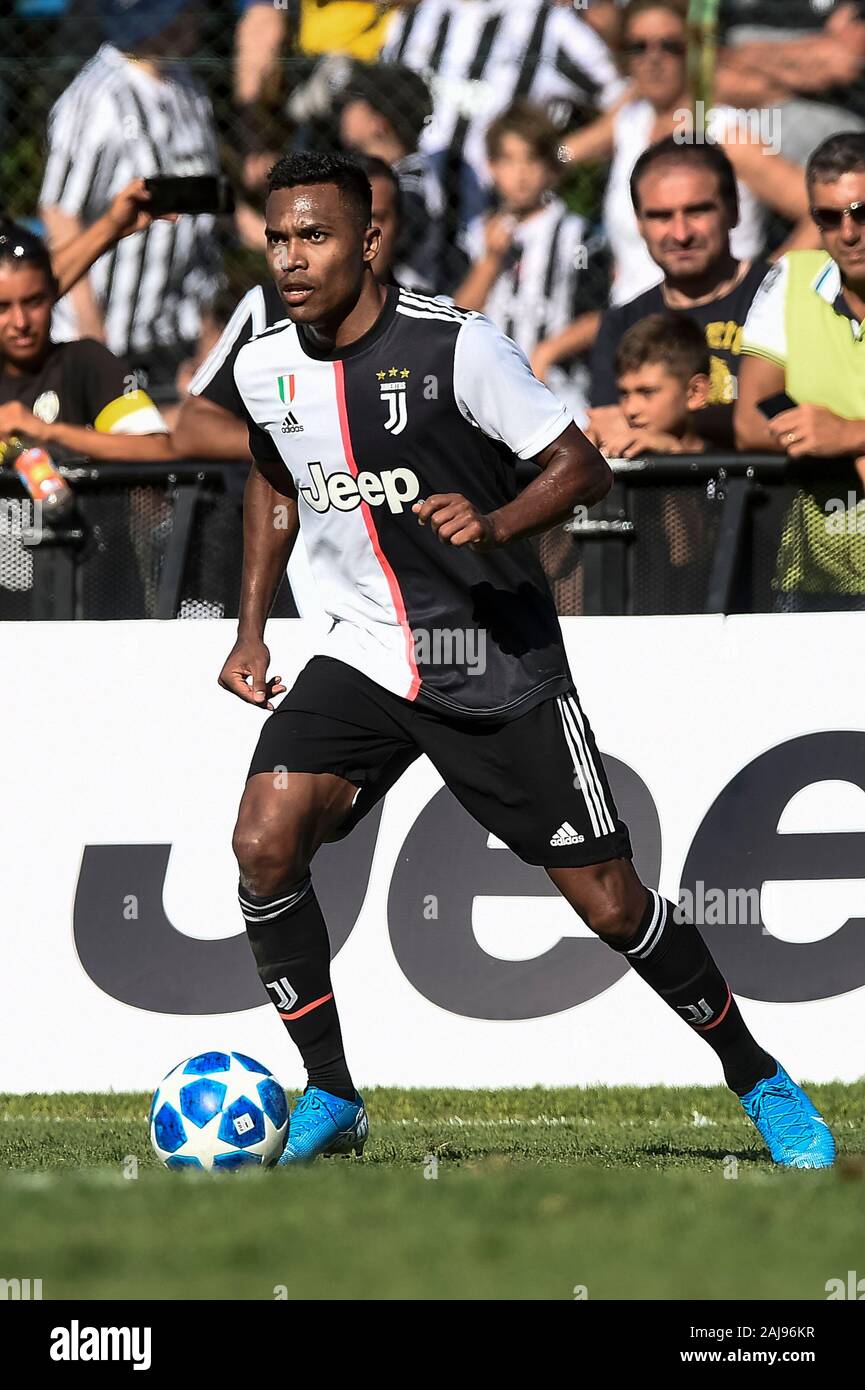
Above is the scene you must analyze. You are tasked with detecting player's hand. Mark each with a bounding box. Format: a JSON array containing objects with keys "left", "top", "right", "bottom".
[
  {"left": 218, "top": 637, "right": 286, "bottom": 710},
  {"left": 412, "top": 494, "right": 499, "bottom": 550},
  {"left": 0, "top": 402, "right": 48, "bottom": 445},
  {"left": 769, "top": 404, "right": 857, "bottom": 458}
]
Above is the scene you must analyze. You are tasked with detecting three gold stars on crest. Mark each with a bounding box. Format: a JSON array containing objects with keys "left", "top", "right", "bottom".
[{"left": 376, "top": 367, "right": 411, "bottom": 380}]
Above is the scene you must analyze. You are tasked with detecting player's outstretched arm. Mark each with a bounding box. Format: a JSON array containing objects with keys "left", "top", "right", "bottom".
[
  {"left": 218, "top": 460, "right": 298, "bottom": 709},
  {"left": 414, "top": 423, "right": 612, "bottom": 549}
]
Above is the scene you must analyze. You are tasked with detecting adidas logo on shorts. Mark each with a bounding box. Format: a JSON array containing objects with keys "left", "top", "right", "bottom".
[{"left": 550, "top": 821, "right": 585, "bottom": 846}]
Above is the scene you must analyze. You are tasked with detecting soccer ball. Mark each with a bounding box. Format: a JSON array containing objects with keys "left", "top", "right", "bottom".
[{"left": 149, "top": 1050, "right": 289, "bottom": 1171}]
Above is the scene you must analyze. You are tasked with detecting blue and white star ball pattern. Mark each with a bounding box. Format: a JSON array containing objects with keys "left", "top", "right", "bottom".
[{"left": 150, "top": 1051, "right": 289, "bottom": 1170}]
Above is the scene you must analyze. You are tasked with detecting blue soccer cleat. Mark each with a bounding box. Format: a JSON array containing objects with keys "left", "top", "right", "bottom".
[
  {"left": 739, "top": 1063, "right": 836, "bottom": 1169},
  {"left": 276, "top": 1086, "right": 368, "bottom": 1165}
]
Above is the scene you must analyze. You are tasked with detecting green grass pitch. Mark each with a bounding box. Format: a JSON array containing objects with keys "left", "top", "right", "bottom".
[{"left": 2, "top": 1084, "right": 864, "bottom": 1300}]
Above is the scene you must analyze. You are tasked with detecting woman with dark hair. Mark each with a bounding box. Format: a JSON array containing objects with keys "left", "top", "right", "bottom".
[{"left": 0, "top": 223, "right": 170, "bottom": 461}]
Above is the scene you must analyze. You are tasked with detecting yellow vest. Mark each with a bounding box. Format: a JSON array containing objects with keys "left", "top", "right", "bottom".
[
  {"left": 299, "top": 2, "right": 392, "bottom": 60},
  {"left": 775, "top": 252, "right": 865, "bottom": 595},
  {"left": 784, "top": 251, "right": 865, "bottom": 418}
]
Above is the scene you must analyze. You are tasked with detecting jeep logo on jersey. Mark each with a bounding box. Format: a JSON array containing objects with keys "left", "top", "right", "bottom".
[
  {"left": 377, "top": 366, "right": 410, "bottom": 435},
  {"left": 300, "top": 461, "right": 421, "bottom": 514}
]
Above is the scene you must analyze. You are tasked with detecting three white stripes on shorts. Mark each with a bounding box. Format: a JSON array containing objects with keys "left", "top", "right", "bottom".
[{"left": 556, "top": 694, "right": 616, "bottom": 840}]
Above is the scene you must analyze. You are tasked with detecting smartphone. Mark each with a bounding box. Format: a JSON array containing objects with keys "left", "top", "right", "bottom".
[
  {"left": 757, "top": 391, "right": 798, "bottom": 420},
  {"left": 144, "top": 175, "right": 235, "bottom": 217}
]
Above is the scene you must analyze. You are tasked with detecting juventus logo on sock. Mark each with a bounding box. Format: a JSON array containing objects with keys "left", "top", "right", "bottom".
[
  {"left": 266, "top": 976, "right": 298, "bottom": 1013},
  {"left": 678, "top": 998, "right": 715, "bottom": 1026}
]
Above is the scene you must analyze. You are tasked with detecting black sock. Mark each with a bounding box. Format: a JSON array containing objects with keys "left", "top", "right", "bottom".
[
  {"left": 615, "top": 890, "right": 777, "bottom": 1096},
  {"left": 239, "top": 877, "right": 356, "bottom": 1102}
]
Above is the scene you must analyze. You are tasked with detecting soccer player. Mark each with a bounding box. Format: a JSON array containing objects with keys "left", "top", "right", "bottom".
[{"left": 220, "top": 151, "right": 835, "bottom": 1169}]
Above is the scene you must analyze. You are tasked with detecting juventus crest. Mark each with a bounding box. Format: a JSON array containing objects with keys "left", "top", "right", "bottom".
[{"left": 377, "top": 366, "right": 410, "bottom": 435}]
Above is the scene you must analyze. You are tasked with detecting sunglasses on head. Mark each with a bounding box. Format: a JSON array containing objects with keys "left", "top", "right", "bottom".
[
  {"left": 624, "top": 38, "right": 686, "bottom": 58},
  {"left": 810, "top": 200, "right": 865, "bottom": 232}
]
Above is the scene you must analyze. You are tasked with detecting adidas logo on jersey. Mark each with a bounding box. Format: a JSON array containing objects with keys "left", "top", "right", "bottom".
[
  {"left": 281, "top": 412, "right": 303, "bottom": 434},
  {"left": 550, "top": 822, "right": 585, "bottom": 846}
]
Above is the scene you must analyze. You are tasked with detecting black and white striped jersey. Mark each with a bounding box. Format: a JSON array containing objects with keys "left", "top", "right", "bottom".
[
  {"left": 465, "top": 197, "right": 610, "bottom": 422},
  {"left": 40, "top": 43, "right": 222, "bottom": 360},
  {"left": 465, "top": 197, "right": 607, "bottom": 356},
  {"left": 234, "top": 285, "right": 575, "bottom": 721},
  {"left": 383, "top": 0, "right": 625, "bottom": 181}
]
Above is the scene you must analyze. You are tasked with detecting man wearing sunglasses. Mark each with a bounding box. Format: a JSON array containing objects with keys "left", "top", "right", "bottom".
[{"left": 736, "top": 133, "right": 865, "bottom": 610}]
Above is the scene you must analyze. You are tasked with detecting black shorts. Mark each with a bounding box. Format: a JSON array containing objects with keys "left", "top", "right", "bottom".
[{"left": 247, "top": 656, "right": 632, "bottom": 868}]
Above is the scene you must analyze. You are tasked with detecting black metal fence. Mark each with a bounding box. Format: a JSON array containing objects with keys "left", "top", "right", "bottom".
[
  {"left": 545, "top": 454, "right": 865, "bottom": 616},
  {"left": 0, "top": 460, "right": 298, "bottom": 622},
  {"left": 4, "top": 454, "right": 865, "bottom": 620}
]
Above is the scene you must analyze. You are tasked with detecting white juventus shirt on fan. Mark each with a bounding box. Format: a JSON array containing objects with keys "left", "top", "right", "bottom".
[
  {"left": 40, "top": 43, "right": 221, "bottom": 359},
  {"left": 464, "top": 196, "right": 607, "bottom": 424},
  {"left": 383, "top": 0, "right": 625, "bottom": 188},
  {"left": 234, "top": 286, "right": 576, "bottom": 722}
]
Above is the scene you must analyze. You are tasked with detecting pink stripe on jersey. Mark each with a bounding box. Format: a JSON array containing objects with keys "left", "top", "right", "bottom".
[{"left": 332, "top": 358, "right": 421, "bottom": 700}]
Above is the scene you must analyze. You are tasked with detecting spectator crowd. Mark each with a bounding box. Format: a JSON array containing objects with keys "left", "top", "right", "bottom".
[{"left": 3, "top": 0, "right": 865, "bottom": 614}]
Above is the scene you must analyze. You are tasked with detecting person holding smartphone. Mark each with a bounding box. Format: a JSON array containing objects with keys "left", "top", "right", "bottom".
[{"left": 39, "top": 0, "right": 222, "bottom": 394}]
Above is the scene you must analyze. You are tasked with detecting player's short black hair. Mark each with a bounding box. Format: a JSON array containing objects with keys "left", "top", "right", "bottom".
[
  {"left": 267, "top": 151, "right": 373, "bottom": 231},
  {"left": 807, "top": 132, "right": 865, "bottom": 190},
  {"left": 0, "top": 219, "right": 57, "bottom": 289},
  {"left": 615, "top": 313, "right": 710, "bottom": 384},
  {"left": 629, "top": 135, "right": 739, "bottom": 225}
]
